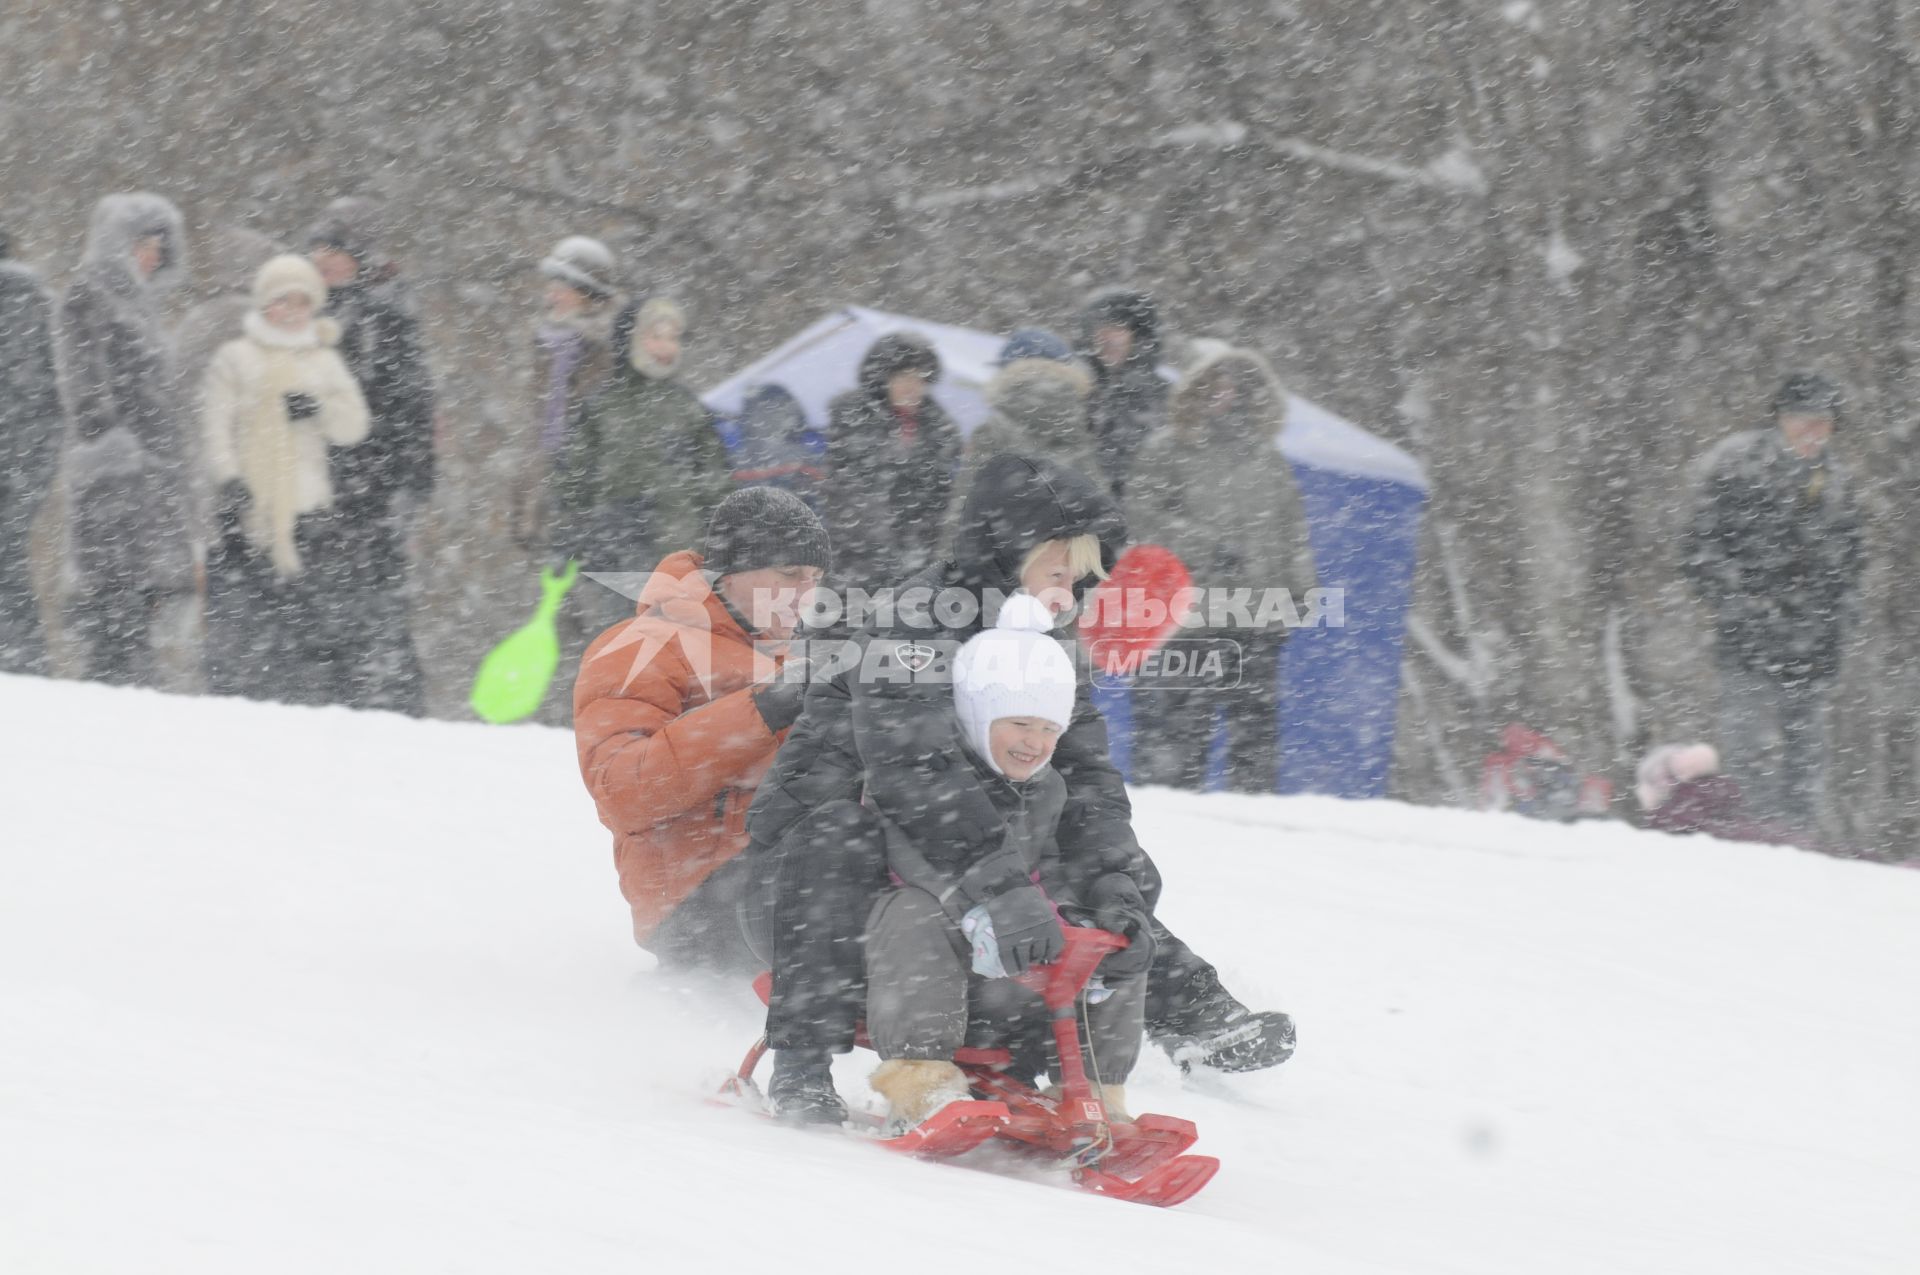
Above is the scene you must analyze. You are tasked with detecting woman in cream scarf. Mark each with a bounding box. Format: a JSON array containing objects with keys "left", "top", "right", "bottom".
[{"left": 200, "top": 254, "right": 369, "bottom": 699}]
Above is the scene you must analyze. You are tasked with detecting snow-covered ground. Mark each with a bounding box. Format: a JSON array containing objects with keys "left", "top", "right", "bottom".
[{"left": 4, "top": 673, "right": 1916, "bottom": 1274}]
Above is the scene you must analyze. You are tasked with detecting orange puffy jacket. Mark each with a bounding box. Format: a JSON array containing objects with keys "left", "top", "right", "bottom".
[{"left": 572, "top": 550, "right": 786, "bottom": 945}]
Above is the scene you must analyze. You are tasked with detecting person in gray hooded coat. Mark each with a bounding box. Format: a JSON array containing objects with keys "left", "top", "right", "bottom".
[
  {"left": 0, "top": 232, "right": 67, "bottom": 674},
  {"left": 1127, "top": 341, "right": 1318, "bottom": 793},
  {"left": 57, "top": 193, "right": 198, "bottom": 688},
  {"left": 942, "top": 343, "right": 1103, "bottom": 549}
]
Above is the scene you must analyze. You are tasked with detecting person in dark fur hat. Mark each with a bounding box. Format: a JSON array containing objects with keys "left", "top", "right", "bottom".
[{"left": 818, "top": 331, "right": 961, "bottom": 590}]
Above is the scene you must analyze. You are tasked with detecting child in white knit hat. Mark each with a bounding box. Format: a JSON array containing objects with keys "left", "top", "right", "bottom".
[{"left": 862, "top": 593, "right": 1156, "bottom": 1134}]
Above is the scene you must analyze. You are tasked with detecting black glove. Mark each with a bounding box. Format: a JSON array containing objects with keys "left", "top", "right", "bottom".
[
  {"left": 984, "top": 884, "right": 1065, "bottom": 976},
  {"left": 752, "top": 681, "right": 807, "bottom": 734},
  {"left": 283, "top": 391, "right": 320, "bottom": 421},
  {"left": 1080, "top": 873, "right": 1155, "bottom": 981}
]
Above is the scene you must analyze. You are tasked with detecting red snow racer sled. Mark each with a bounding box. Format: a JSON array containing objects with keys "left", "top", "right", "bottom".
[{"left": 719, "top": 928, "right": 1220, "bottom": 1208}]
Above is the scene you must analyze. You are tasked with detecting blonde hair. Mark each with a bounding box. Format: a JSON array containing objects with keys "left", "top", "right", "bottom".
[{"left": 1020, "top": 534, "right": 1109, "bottom": 584}]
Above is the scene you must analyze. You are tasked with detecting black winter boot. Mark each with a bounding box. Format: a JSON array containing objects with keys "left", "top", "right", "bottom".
[
  {"left": 767, "top": 1050, "right": 848, "bottom": 1125},
  {"left": 1153, "top": 969, "right": 1297, "bottom": 1074}
]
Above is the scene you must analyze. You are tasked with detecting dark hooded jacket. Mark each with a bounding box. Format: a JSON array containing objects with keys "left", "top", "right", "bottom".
[
  {"left": 820, "top": 332, "right": 961, "bottom": 590},
  {"left": 59, "top": 193, "right": 196, "bottom": 597},
  {"left": 1080, "top": 287, "right": 1167, "bottom": 497},
  {"left": 1680, "top": 426, "right": 1863, "bottom": 685},
  {"left": 747, "top": 452, "right": 1145, "bottom": 914}
]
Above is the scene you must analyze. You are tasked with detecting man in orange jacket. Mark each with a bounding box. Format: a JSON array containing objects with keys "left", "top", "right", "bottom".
[{"left": 572, "top": 487, "right": 829, "bottom": 969}]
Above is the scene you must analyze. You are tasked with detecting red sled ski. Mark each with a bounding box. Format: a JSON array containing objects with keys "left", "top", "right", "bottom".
[{"left": 719, "top": 928, "right": 1221, "bottom": 1208}]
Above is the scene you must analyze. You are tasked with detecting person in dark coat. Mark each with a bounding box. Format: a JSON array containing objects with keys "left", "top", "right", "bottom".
[
  {"left": 819, "top": 332, "right": 961, "bottom": 592},
  {"left": 743, "top": 453, "right": 1295, "bottom": 1124},
  {"left": 1680, "top": 373, "right": 1864, "bottom": 832},
  {"left": 58, "top": 193, "right": 198, "bottom": 688},
  {"left": 306, "top": 196, "right": 434, "bottom": 715},
  {"left": 1079, "top": 287, "right": 1168, "bottom": 497},
  {"left": 0, "top": 232, "right": 67, "bottom": 674}
]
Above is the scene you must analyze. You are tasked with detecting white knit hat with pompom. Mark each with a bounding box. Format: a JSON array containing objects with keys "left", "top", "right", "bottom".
[{"left": 953, "top": 592, "right": 1078, "bottom": 774}]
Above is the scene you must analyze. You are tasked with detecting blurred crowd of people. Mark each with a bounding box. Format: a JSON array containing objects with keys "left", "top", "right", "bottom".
[
  {"left": 0, "top": 196, "right": 430, "bottom": 713},
  {"left": 0, "top": 193, "right": 1320, "bottom": 793},
  {"left": 0, "top": 193, "right": 1874, "bottom": 841}
]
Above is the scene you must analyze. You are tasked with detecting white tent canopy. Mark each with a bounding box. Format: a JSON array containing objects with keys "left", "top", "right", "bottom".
[
  {"left": 702, "top": 306, "right": 1003, "bottom": 435},
  {"left": 701, "top": 305, "right": 1427, "bottom": 492}
]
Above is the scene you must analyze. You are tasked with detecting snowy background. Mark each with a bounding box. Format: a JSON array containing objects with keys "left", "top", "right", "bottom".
[
  {"left": 5, "top": 673, "right": 1916, "bottom": 1273},
  {"left": 9, "top": 2, "right": 1920, "bottom": 852}
]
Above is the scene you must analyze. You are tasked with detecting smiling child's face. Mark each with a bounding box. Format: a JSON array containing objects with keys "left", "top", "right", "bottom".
[{"left": 989, "top": 716, "right": 1062, "bottom": 781}]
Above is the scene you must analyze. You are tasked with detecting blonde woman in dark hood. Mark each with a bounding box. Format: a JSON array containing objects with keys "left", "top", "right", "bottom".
[
  {"left": 1127, "top": 340, "right": 1317, "bottom": 793},
  {"left": 58, "top": 192, "right": 198, "bottom": 689}
]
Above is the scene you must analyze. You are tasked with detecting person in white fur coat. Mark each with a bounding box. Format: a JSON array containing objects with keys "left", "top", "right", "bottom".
[{"left": 199, "top": 254, "right": 369, "bottom": 702}]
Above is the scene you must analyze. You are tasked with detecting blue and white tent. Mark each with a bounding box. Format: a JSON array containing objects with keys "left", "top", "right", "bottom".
[{"left": 702, "top": 307, "right": 1428, "bottom": 799}]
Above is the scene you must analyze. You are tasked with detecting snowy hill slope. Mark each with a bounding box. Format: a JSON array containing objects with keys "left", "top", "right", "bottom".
[{"left": 3, "top": 674, "right": 1917, "bottom": 1274}]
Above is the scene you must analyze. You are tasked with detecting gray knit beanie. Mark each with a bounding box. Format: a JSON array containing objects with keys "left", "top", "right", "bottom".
[{"left": 703, "top": 486, "right": 831, "bottom": 578}]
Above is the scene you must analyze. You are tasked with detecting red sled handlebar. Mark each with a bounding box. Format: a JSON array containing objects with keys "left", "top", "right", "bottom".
[{"left": 1015, "top": 926, "right": 1127, "bottom": 1014}]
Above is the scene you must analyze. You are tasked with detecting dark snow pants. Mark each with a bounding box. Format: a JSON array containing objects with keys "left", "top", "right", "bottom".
[
  {"left": 743, "top": 797, "right": 1226, "bottom": 1056},
  {"left": 740, "top": 799, "right": 891, "bottom": 1053},
  {"left": 865, "top": 885, "right": 1145, "bottom": 1082}
]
